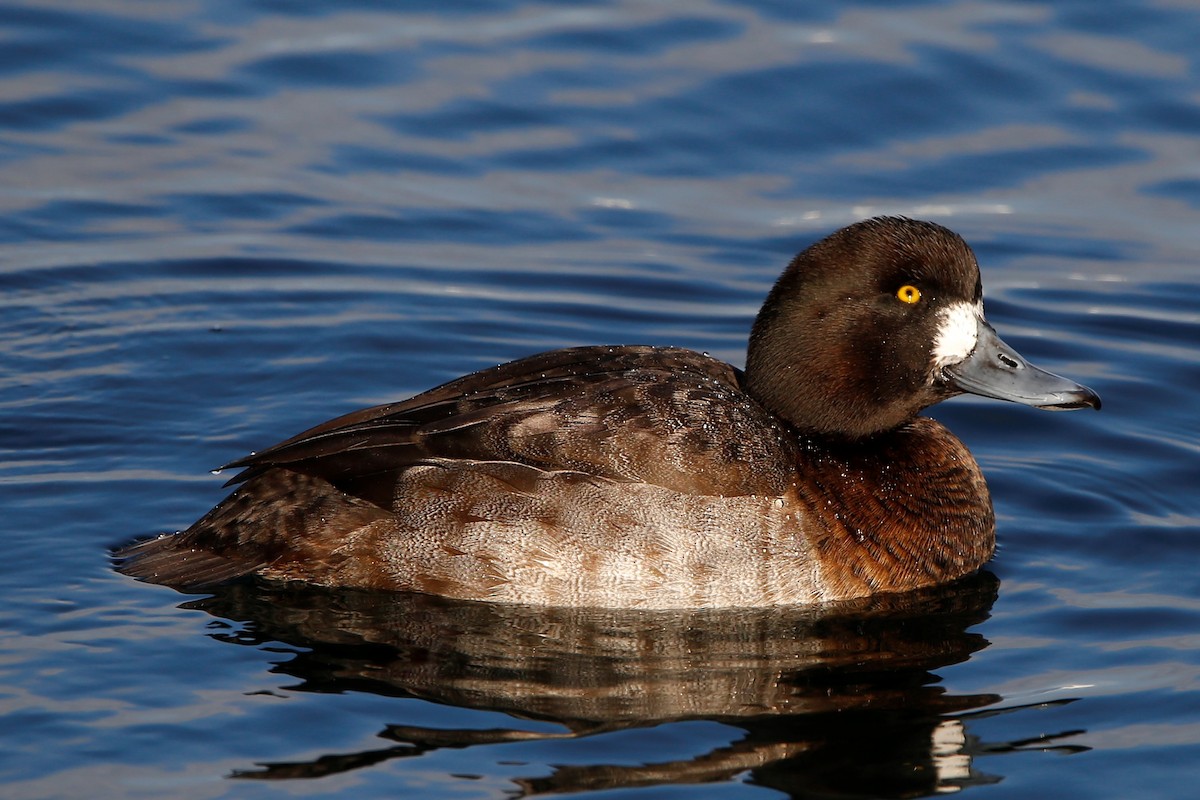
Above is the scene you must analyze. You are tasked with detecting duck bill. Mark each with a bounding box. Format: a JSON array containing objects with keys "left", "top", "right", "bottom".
[{"left": 943, "top": 321, "right": 1101, "bottom": 411}]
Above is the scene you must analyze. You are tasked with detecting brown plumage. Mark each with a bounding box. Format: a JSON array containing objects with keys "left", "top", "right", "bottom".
[{"left": 116, "top": 217, "right": 1098, "bottom": 608}]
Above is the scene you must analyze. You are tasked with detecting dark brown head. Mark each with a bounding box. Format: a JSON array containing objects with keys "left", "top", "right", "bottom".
[{"left": 745, "top": 217, "right": 1099, "bottom": 440}]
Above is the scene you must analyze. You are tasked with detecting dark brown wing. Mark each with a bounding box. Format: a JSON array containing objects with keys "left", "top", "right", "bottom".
[
  {"left": 115, "top": 346, "right": 801, "bottom": 590},
  {"left": 223, "top": 345, "right": 797, "bottom": 501}
]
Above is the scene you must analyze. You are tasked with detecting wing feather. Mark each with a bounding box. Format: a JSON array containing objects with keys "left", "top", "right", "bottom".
[{"left": 221, "top": 345, "right": 794, "bottom": 500}]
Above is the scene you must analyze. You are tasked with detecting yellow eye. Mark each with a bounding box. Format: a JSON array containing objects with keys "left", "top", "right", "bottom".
[{"left": 896, "top": 284, "right": 921, "bottom": 304}]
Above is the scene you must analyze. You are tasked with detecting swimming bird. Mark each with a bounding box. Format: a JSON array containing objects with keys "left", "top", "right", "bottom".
[{"left": 116, "top": 217, "right": 1099, "bottom": 608}]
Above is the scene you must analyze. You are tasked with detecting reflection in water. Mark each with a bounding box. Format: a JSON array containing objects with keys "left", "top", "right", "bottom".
[{"left": 179, "top": 572, "right": 1086, "bottom": 797}]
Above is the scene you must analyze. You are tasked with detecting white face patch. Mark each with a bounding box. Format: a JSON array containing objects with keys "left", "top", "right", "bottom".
[{"left": 932, "top": 301, "right": 982, "bottom": 369}]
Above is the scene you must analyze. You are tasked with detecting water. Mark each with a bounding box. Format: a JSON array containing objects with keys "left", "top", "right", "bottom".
[{"left": 2, "top": 0, "right": 1198, "bottom": 797}]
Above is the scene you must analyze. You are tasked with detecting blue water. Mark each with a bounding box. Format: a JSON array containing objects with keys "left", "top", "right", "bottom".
[{"left": 2, "top": 0, "right": 1198, "bottom": 797}]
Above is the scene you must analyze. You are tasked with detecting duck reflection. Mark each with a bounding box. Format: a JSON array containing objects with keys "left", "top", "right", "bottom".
[{"left": 182, "top": 572, "right": 1086, "bottom": 797}]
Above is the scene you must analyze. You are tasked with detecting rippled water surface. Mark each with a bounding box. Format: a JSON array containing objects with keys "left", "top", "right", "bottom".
[{"left": 3, "top": 1, "right": 1199, "bottom": 798}]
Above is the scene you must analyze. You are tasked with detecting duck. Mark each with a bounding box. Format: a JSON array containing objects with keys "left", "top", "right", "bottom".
[{"left": 116, "top": 216, "right": 1100, "bottom": 608}]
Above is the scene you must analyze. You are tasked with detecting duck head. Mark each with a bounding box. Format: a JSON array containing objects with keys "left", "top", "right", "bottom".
[{"left": 745, "top": 216, "right": 1100, "bottom": 440}]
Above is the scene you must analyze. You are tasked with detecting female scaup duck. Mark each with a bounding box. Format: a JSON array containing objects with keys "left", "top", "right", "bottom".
[{"left": 117, "top": 217, "right": 1099, "bottom": 608}]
